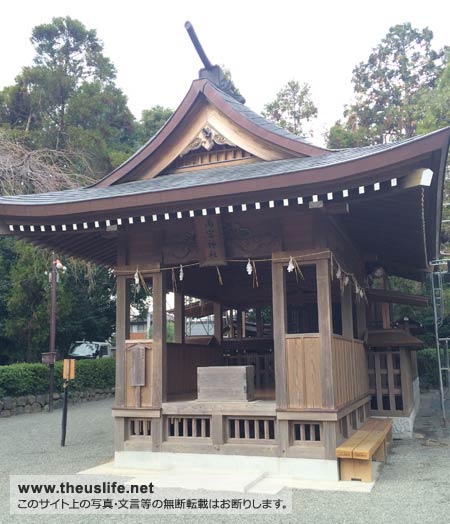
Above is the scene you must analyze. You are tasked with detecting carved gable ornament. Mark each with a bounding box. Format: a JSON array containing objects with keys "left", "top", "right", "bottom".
[{"left": 181, "top": 125, "right": 235, "bottom": 156}]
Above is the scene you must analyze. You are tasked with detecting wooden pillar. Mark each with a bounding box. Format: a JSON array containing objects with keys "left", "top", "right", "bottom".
[
  {"left": 115, "top": 275, "right": 127, "bottom": 408},
  {"left": 400, "top": 349, "right": 413, "bottom": 414},
  {"left": 341, "top": 285, "right": 353, "bottom": 339},
  {"left": 356, "top": 299, "right": 367, "bottom": 340},
  {"left": 151, "top": 272, "right": 167, "bottom": 406},
  {"left": 272, "top": 261, "right": 288, "bottom": 409},
  {"left": 317, "top": 258, "right": 335, "bottom": 409},
  {"left": 256, "top": 308, "right": 264, "bottom": 338},
  {"left": 236, "top": 308, "right": 243, "bottom": 340},
  {"left": 151, "top": 272, "right": 167, "bottom": 452},
  {"left": 322, "top": 421, "right": 338, "bottom": 460},
  {"left": 174, "top": 292, "right": 185, "bottom": 344},
  {"left": 125, "top": 279, "right": 131, "bottom": 339},
  {"left": 213, "top": 302, "right": 222, "bottom": 343}
]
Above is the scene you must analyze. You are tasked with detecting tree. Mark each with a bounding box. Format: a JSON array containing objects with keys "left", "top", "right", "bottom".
[
  {"left": 0, "top": 17, "right": 134, "bottom": 176},
  {"left": 27, "top": 16, "right": 116, "bottom": 149},
  {"left": 138, "top": 105, "right": 173, "bottom": 144},
  {"left": 326, "top": 120, "right": 371, "bottom": 149},
  {"left": 341, "top": 23, "right": 445, "bottom": 145},
  {"left": 263, "top": 80, "right": 318, "bottom": 136},
  {"left": 65, "top": 81, "right": 137, "bottom": 171},
  {"left": 1, "top": 243, "right": 115, "bottom": 362},
  {"left": 416, "top": 55, "right": 450, "bottom": 134}
]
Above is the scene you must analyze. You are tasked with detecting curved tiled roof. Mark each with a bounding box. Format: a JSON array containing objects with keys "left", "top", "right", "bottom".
[{"left": 0, "top": 130, "right": 445, "bottom": 206}]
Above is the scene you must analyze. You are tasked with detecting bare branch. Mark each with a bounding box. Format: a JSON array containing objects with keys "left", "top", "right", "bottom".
[{"left": 0, "top": 132, "right": 94, "bottom": 196}]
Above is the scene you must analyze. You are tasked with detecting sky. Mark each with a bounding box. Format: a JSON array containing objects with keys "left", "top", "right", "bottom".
[{"left": 1, "top": 1, "right": 449, "bottom": 145}]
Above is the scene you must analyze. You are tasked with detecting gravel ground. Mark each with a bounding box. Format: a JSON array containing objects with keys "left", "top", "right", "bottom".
[{"left": 1, "top": 392, "right": 450, "bottom": 524}]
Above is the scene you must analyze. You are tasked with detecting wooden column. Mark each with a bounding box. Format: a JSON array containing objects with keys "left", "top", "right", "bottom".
[
  {"left": 256, "top": 308, "right": 264, "bottom": 338},
  {"left": 174, "top": 292, "right": 185, "bottom": 344},
  {"left": 317, "top": 258, "right": 335, "bottom": 409},
  {"left": 115, "top": 275, "right": 127, "bottom": 408},
  {"left": 236, "top": 308, "right": 243, "bottom": 340},
  {"left": 272, "top": 261, "right": 288, "bottom": 409},
  {"left": 125, "top": 279, "right": 131, "bottom": 339},
  {"left": 322, "top": 421, "right": 338, "bottom": 460},
  {"left": 151, "top": 271, "right": 167, "bottom": 406},
  {"left": 151, "top": 272, "right": 167, "bottom": 452},
  {"left": 356, "top": 299, "right": 367, "bottom": 340},
  {"left": 400, "top": 349, "right": 413, "bottom": 414},
  {"left": 213, "top": 302, "right": 222, "bottom": 343},
  {"left": 114, "top": 236, "right": 128, "bottom": 451},
  {"left": 341, "top": 285, "right": 353, "bottom": 339}
]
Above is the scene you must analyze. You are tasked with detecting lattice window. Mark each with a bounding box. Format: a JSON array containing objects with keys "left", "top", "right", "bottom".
[
  {"left": 129, "top": 418, "right": 151, "bottom": 437},
  {"left": 166, "top": 417, "right": 211, "bottom": 438},
  {"left": 227, "top": 418, "right": 276, "bottom": 441},
  {"left": 291, "top": 422, "right": 322, "bottom": 443},
  {"left": 368, "top": 351, "right": 403, "bottom": 412}
]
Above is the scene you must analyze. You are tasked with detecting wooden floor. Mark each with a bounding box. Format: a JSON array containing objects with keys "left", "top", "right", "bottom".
[
  {"left": 166, "top": 388, "right": 275, "bottom": 402},
  {"left": 163, "top": 388, "right": 276, "bottom": 416}
]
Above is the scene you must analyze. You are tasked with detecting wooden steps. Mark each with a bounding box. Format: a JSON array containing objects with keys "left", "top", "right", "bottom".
[{"left": 336, "top": 417, "right": 392, "bottom": 482}]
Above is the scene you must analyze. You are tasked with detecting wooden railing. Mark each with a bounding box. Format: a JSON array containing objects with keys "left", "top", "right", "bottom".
[
  {"left": 284, "top": 334, "right": 369, "bottom": 410},
  {"left": 332, "top": 336, "right": 369, "bottom": 408}
]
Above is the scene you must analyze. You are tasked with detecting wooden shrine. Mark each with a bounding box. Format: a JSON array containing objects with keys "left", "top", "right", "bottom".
[{"left": 0, "top": 45, "right": 449, "bottom": 479}]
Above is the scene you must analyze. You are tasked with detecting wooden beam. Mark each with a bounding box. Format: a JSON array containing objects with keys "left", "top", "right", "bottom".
[
  {"left": 213, "top": 302, "right": 222, "bottom": 343},
  {"left": 365, "top": 288, "right": 428, "bottom": 307},
  {"left": 272, "top": 260, "right": 288, "bottom": 409},
  {"left": 174, "top": 292, "right": 185, "bottom": 344},
  {"left": 317, "top": 258, "right": 335, "bottom": 409}
]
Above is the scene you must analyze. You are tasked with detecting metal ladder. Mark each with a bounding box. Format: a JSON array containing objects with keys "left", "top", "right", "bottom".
[{"left": 429, "top": 261, "right": 450, "bottom": 425}]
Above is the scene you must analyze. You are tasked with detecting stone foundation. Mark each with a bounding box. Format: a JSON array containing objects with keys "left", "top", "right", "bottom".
[
  {"left": 0, "top": 388, "right": 115, "bottom": 418},
  {"left": 375, "top": 377, "right": 421, "bottom": 439}
]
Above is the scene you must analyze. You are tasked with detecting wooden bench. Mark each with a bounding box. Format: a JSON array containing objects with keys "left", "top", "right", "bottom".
[{"left": 336, "top": 418, "right": 392, "bottom": 482}]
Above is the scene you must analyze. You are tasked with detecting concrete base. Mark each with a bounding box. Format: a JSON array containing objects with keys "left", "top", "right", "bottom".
[
  {"left": 376, "top": 377, "right": 421, "bottom": 439},
  {"left": 114, "top": 450, "right": 340, "bottom": 481},
  {"left": 79, "top": 458, "right": 381, "bottom": 494}
]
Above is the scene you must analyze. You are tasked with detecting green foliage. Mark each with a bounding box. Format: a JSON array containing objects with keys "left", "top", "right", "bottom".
[
  {"left": 332, "top": 23, "right": 446, "bottom": 146},
  {"left": 416, "top": 54, "right": 450, "bottom": 134},
  {"left": 3, "top": 242, "right": 50, "bottom": 362},
  {"left": 0, "top": 16, "right": 134, "bottom": 177},
  {"left": 263, "top": 80, "right": 318, "bottom": 136},
  {"left": 417, "top": 348, "right": 441, "bottom": 389},
  {"left": 0, "top": 358, "right": 115, "bottom": 397},
  {"left": 326, "top": 120, "right": 371, "bottom": 149},
  {"left": 0, "top": 363, "right": 48, "bottom": 397},
  {"left": 0, "top": 239, "right": 115, "bottom": 364},
  {"left": 166, "top": 320, "right": 175, "bottom": 343},
  {"left": 138, "top": 105, "right": 173, "bottom": 144}
]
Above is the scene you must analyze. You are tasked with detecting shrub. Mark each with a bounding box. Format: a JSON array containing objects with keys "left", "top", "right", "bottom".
[
  {"left": 0, "top": 358, "right": 115, "bottom": 397},
  {"left": 417, "top": 347, "right": 441, "bottom": 389}
]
